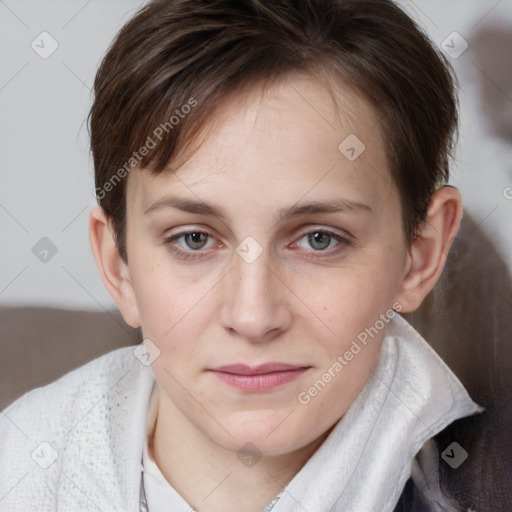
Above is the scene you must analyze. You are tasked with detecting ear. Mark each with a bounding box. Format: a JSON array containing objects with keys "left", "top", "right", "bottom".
[
  {"left": 394, "top": 186, "right": 463, "bottom": 313},
  {"left": 89, "top": 206, "right": 141, "bottom": 328}
]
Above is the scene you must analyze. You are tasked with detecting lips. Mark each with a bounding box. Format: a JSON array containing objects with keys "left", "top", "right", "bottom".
[
  {"left": 213, "top": 363, "right": 309, "bottom": 375},
  {"left": 208, "top": 363, "right": 311, "bottom": 392}
]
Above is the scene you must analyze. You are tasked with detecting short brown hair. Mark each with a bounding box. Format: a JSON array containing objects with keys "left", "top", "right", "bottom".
[{"left": 89, "top": 0, "right": 458, "bottom": 264}]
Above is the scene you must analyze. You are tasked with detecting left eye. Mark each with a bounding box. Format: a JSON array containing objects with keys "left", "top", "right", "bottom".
[{"left": 295, "top": 230, "right": 345, "bottom": 251}]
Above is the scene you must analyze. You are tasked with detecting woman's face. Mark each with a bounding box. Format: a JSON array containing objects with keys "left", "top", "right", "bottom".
[{"left": 123, "top": 73, "right": 410, "bottom": 456}]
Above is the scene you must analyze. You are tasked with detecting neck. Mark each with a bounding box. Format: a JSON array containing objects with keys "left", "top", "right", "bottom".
[{"left": 150, "top": 389, "right": 332, "bottom": 512}]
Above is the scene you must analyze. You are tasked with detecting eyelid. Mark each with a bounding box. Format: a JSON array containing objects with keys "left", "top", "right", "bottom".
[
  {"left": 166, "top": 228, "right": 216, "bottom": 245},
  {"left": 295, "top": 225, "right": 353, "bottom": 241}
]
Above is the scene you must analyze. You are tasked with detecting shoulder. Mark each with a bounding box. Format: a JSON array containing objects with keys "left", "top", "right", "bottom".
[{"left": 0, "top": 345, "right": 155, "bottom": 510}]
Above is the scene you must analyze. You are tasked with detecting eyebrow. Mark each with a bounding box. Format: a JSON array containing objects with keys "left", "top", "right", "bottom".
[{"left": 143, "top": 195, "right": 372, "bottom": 221}]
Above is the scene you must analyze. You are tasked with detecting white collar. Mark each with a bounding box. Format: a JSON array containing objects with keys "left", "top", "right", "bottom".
[{"left": 140, "top": 313, "right": 483, "bottom": 511}]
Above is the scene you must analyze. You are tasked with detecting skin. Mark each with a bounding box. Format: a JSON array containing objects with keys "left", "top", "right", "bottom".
[{"left": 90, "top": 72, "right": 463, "bottom": 512}]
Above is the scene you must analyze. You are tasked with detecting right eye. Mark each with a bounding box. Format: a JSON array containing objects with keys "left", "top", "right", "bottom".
[{"left": 163, "top": 229, "right": 220, "bottom": 260}]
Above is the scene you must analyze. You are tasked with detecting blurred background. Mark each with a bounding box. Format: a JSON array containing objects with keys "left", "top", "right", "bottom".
[{"left": 0, "top": 0, "right": 511, "bottom": 310}]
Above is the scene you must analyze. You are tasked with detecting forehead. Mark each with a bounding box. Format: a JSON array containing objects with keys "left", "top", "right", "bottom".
[{"left": 127, "top": 73, "right": 396, "bottom": 221}]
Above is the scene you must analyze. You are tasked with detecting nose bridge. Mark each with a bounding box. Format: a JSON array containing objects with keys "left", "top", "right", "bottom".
[
  {"left": 220, "top": 244, "right": 290, "bottom": 341},
  {"left": 236, "top": 249, "right": 272, "bottom": 301}
]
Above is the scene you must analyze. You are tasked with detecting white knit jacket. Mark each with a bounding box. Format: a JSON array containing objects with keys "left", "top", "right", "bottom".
[{"left": 0, "top": 314, "right": 483, "bottom": 511}]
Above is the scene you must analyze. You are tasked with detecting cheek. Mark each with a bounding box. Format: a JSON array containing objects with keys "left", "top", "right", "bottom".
[
  {"left": 294, "top": 260, "right": 402, "bottom": 392},
  {"left": 298, "top": 272, "right": 392, "bottom": 409},
  {"left": 131, "top": 258, "right": 208, "bottom": 354},
  {"left": 303, "top": 264, "right": 394, "bottom": 337}
]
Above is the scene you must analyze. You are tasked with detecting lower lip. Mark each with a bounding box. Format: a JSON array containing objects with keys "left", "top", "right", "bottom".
[{"left": 211, "top": 368, "right": 309, "bottom": 392}]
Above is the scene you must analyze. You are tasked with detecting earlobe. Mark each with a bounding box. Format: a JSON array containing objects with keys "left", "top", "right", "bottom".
[
  {"left": 89, "top": 206, "right": 141, "bottom": 328},
  {"left": 394, "top": 186, "right": 463, "bottom": 312}
]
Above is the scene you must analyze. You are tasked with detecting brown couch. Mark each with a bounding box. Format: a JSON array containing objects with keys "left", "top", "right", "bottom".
[{"left": 0, "top": 306, "right": 141, "bottom": 409}]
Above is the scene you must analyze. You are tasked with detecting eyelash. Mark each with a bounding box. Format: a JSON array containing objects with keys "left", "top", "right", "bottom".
[{"left": 162, "top": 228, "right": 352, "bottom": 261}]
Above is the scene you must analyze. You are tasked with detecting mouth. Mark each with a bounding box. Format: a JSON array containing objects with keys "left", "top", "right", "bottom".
[{"left": 208, "top": 363, "right": 312, "bottom": 392}]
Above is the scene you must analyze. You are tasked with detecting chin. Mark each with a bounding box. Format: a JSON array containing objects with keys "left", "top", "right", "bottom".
[{"left": 209, "top": 410, "right": 312, "bottom": 457}]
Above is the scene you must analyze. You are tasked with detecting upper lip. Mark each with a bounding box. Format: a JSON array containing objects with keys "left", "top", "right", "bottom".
[{"left": 210, "top": 363, "right": 310, "bottom": 375}]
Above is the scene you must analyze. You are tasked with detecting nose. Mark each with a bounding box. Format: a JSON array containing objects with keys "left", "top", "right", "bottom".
[{"left": 219, "top": 249, "right": 293, "bottom": 344}]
